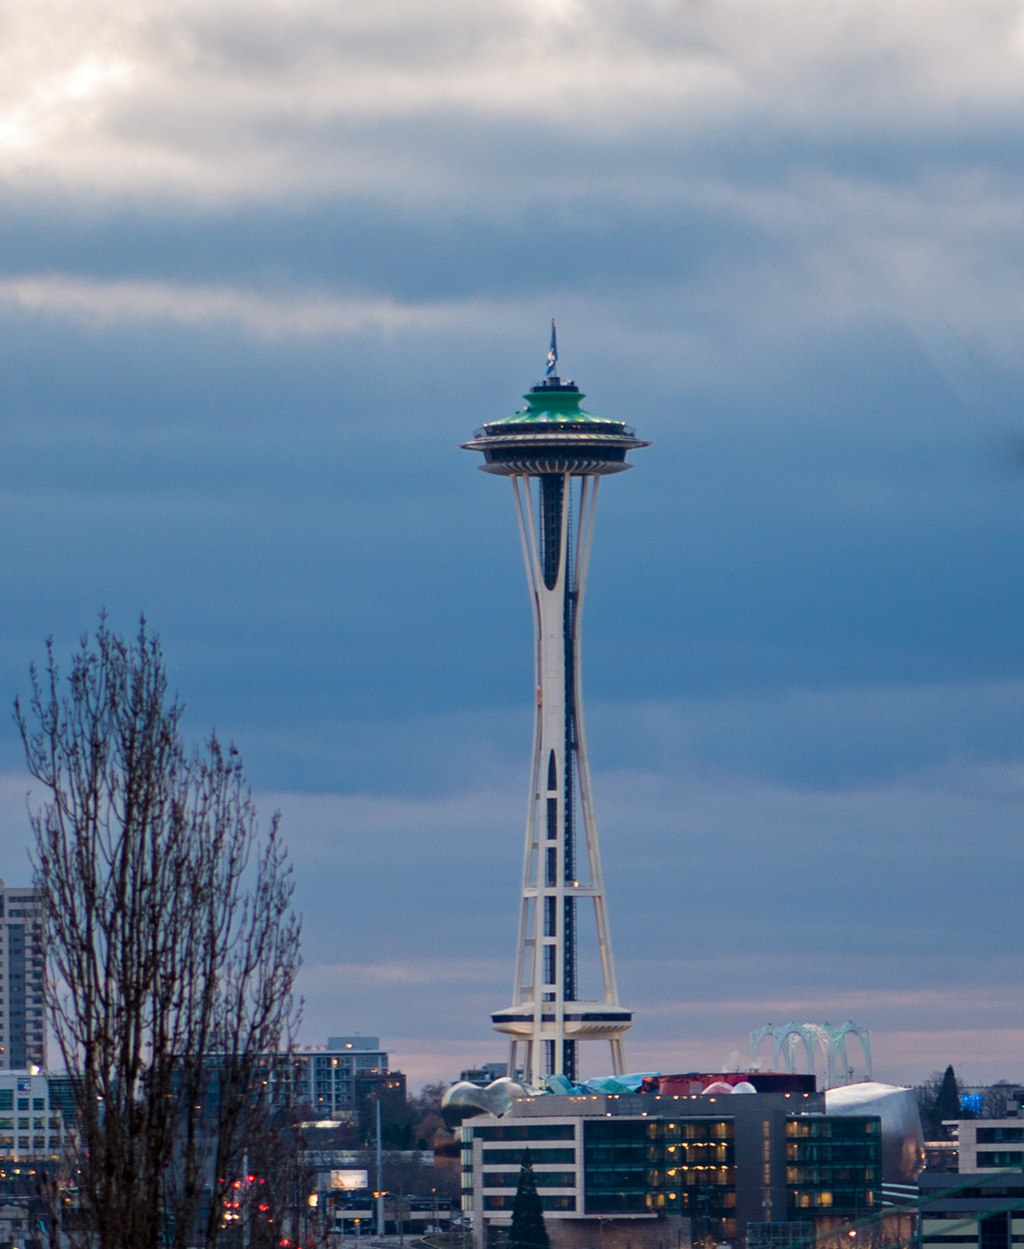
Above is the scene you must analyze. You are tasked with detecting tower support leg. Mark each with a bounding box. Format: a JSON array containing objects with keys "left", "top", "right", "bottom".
[{"left": 491, "top": 473, "right": 631, "bottom": 1086}]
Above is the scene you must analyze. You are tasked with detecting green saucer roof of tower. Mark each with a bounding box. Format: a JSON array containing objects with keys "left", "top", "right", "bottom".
[
  {"left": 478, "top": 379, "right": 636, "bottom": 438},
  {"left": 488, "top": 379, "right": 621, "bottom": 427}
]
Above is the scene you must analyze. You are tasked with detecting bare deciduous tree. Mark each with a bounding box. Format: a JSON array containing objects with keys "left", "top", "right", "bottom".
[{"left": 16, "top": 619, "right": 302, "bottom": 1249}]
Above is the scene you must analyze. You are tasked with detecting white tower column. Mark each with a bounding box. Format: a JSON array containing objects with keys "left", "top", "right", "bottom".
[{"left": 497, "top": 472, "right": 629, "bottom": 1085}]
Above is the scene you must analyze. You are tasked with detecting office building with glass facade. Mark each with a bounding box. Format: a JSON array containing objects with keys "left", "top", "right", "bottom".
[{"left": 462, "top": 1091, "right": 881, "bottom": 1249}]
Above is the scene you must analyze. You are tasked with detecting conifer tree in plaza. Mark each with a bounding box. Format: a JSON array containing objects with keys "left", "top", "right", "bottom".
[
  {"left": 931, "top": 1065, "right": 964, "bottom": 1137},
  {"left": 510, "top": 1148, "right": 550, "bottom": 1249}
]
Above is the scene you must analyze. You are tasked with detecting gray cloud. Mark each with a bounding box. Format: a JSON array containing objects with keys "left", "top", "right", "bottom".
[{"left": 2, "top": 0, "right": 1024, "bottom": 208}]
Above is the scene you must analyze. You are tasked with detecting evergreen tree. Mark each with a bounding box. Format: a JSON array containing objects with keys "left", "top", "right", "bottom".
[
  {"left": 510, "top": 1149, "right": 550, "bottom": 1249},
  {"left": 931, "top": 1065, "right": 963, "bottom": 1137}
]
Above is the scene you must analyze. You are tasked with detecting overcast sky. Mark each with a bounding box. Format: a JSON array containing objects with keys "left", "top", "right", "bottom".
[{"left": 2, "top": 0, "right": 1024, "bottom": 1088}]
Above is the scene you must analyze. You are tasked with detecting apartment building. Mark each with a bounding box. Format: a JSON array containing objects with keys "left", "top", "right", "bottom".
[{"left": 0, "top": 883, "right": 45, "bottom": 1071}]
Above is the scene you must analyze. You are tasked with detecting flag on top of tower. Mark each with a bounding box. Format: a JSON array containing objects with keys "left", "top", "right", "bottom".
[{"left": 546, "top": 319, "right": 558, "bottom": 377}]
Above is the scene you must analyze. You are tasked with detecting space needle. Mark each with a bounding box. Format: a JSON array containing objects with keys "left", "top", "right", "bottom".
[{"left": 461, "top": 325, "right": 650, "bottom": 1085}]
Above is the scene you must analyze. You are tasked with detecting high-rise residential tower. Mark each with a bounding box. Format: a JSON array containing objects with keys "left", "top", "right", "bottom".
[
  {"left": 0, "top": 882, "right": 46, "bottom": 1070},
  {"left": 461, "top": 330, "right": 649, "bottom": 1085}
]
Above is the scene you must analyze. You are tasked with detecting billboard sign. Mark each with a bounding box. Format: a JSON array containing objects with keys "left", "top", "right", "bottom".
[{"left": 330, "top": 1170, "right": 368, "bottom": 1190}]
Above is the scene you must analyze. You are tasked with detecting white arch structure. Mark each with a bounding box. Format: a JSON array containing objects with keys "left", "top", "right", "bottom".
[{"left": 750, "top": 1022, "right": 872, "bottom": 1089}]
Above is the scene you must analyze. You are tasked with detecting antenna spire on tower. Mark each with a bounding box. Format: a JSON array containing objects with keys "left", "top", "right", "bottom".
[{"left": 546, "top": 319, "right": 558, "bottom": 378}]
